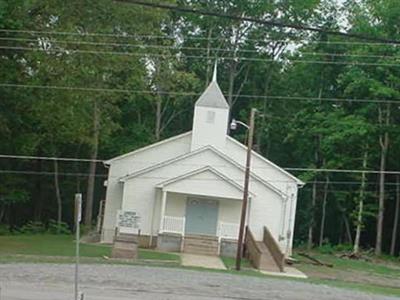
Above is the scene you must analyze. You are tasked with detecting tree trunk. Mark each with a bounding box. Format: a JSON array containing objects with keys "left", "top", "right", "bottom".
[
  {"left": 375, "top": 104, "right": 390, "bottom": 256},
  {"left": 343, "top": 214, "right": 353, "bottom": 245},
  {"left": 308, "top": 137, "right": 320, "bottom": 251},
  {"left": 307, "top": 180, "right": 317, "bottom": 251},
  {"left": 319, "top": 176, "right": 329, "bottom": 246},
  {"left": 354, "top": 150, "right": 368, "bottom": 254},
  {"left": 53, "top": 159, "right": 62, "bottom": 233},
  {"left": 390, "top": 175, "right": 400, "bottom": 256},
  {"left": 33, "top": 157, "right": 43, "bottom": 221},
  {"left": 155, "top": 96, "right": 162, "bottom": 141},
  {"left": 0, "top": 205, "right": 5, "bottom": 223},
  {"left": 84, "top": 100, "right": 100, "bottom": 227}
]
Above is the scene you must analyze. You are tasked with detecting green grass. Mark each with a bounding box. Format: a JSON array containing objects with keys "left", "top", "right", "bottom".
[
  {"left": 0, "top": 234, "right": 111, "bottom": 257},
  {"left": 0, "top": 234, "right": 180, "bottom": 262},
  {"left": 291, "top": 250, "right": 400, "bottom": 297},
  {"left": 293, "top": 251, "right": 400, "bottom": 279},
  {"left": 221, "top": 256, "right": 252, "bottom": 270}
]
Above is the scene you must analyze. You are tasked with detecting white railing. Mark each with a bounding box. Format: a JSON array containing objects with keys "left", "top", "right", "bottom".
[
  {"left": 161, "top": 216, "right": 185, "bottom": 235},
  {"left": 218, "top": 222, "right": 239, "bottom": 239}
]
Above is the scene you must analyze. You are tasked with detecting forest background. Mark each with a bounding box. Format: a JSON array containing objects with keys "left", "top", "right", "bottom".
[{"left": 1, "top": 0, "right": 400, "bottom": 257}]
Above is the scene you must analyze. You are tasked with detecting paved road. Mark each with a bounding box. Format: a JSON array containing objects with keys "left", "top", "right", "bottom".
[{"left": 0, "top": 263, "right": 397, "bottom": 300}]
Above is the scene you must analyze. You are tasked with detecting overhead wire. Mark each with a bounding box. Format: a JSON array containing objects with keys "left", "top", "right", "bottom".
[
  {"left": 2, "top": 45, "right": 400, "bottom": 67},
  {"left": 1, "top": 83, "right": 400, "bottom": 104},
  {"left": 0, "top": 36, "right": 399, "bottom": 60},
  {"left": 1, "top": 169, "right": 400, "bottom": 191},
  {"left": 116, "top": 0, "right": 400, "bottom": 45},
  {"left": 1, "top": 28, "right": 400, "bottom": 46},
  {"left": 1, "top": 154, "right": 400, "bottom": 175}
]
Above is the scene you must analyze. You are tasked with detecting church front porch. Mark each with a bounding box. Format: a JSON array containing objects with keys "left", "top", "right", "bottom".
[{"left": 156, "top": 191, "right": 243, "bottom": 256}]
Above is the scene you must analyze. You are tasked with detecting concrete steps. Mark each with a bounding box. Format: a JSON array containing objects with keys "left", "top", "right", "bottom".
[{"left": 183, "top": 235, "right": 219, "bottom": 256}]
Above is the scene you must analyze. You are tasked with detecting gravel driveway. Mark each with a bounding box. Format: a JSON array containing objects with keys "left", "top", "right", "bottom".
[{"left": 0, "top": 263, "right": 397, "bottom": 300}]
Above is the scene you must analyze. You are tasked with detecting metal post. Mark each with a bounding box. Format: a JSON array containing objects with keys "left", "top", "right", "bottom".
[
  {"left": 236, "top": 108, "right": 257, "bottom": 271},
  {"left": 75, "top": 193, "right": 82, "bottom": 300}
]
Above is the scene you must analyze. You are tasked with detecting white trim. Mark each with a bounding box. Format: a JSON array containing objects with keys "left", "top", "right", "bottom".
[
  {"left": 104, "top": 131, "right": 192, "bottom": 164},
  {"left": 226, "top": 136, "right": 305, "bottom": 186},
  {"left": 119, "top": 145, "right": 286, "bottom": 198},
  {"left": 155, "top": 165, "right": 255, "bottom": 197},
  {"left": 159, "top": 190, "right": 167, "bottom": 233}
]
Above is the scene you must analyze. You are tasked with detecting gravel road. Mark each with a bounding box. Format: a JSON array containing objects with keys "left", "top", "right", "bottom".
[{"left": 0, "top": 263, "right": 397, "bottom": 300}]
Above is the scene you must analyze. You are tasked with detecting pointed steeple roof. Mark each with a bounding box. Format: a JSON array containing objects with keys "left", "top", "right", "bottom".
[{"left": 195, "top": 62, "right": 229, "bottom": 109}]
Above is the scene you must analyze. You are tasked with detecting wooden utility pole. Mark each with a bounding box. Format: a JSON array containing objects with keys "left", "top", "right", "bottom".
[{"left": 236, "top": 108, "right": 256, "bottom": 271}]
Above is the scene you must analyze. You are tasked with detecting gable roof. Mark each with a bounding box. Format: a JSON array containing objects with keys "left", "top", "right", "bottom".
[
  {"left": 119, "top": 145, "right": 285, "bottom": 198},
  {"left": 155, "top": 165, "right": 255, "bottom": 197},
  {"left": 195, "top": 81, "right": 229, "bottom": 109},
  {"left": 104, "top": 131, "right": 192, "bottom": 165},
  {"left": 226, "top": 136, "right": 305, "bottom": 186}
]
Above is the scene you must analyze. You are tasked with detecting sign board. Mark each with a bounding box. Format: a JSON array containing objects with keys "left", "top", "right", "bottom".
[
  {"left": 75, "top": 194, "right": 82, "bottom": 223},
  {"left": 116, "top": 210, "right": 141, "bottom": 233}
]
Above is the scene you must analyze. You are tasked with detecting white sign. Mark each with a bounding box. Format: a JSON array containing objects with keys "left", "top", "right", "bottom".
[
  {"left": 117, "top": 210, "right": 141, "bottom": 232},
  {"left": 75, "top": 194, "right": 82, "bottom": 223}
]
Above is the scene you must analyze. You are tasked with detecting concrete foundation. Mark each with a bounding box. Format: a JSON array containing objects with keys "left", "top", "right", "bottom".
[
  {"left": 220, "top": 238, "right": 238, "bottom": 258},
  {"left": 157, "top": 233, "right": 182, "bottom": 252}
]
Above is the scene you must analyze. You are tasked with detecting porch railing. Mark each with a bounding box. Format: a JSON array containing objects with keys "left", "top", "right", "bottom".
[
  {"left": 161, "top": 216, "right": 185, "bottom": 235},
  {"left": 218, "top": 222, "right": 239, "bottom": 239}
]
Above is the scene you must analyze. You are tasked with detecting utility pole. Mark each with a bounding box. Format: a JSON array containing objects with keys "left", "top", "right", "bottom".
[{"left": 235, "top": 108, "right": 257, "bottom": 271}]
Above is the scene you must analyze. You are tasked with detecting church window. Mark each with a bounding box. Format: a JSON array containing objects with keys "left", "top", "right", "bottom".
[{"left": 206, "top": 111, "right": 215, "bottom": 123}]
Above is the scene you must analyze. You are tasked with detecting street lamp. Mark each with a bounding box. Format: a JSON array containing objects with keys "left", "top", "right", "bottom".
[{"left": 230, "top": 108, "right": 257, "bottom": 271}]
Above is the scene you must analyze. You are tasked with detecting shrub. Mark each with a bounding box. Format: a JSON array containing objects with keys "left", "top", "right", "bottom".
[
  {"left": 317, "top": 243, "right": 335, "bottom": 254},
  {"left": 333, "top": 243, "right": 353, "bottom": 252},
  {"left": 19, "top": 221, "right": 46, "bottom": 234},
  {"left": 0, "top": 224, "right": 10, "bottom": 235},
  {"left": 47, "top": 219, "right": 71, "bottom": 234}
]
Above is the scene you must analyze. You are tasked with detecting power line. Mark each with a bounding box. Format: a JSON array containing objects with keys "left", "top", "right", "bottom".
[
  {"left": 2, "top": 83, "right": 400, "bottom": 104},
  {"left": 0, "top": 169, "right": 107, "bottom": 177},
  {"left": 2, "top": 28, "right": 400, "bottom": 46},
  {"left": 1, "top": 36, "right": 399, "bottom": 60},
  {"left": 1, "top": 154, "right": 400, "bottom": 175},
  {"left": 0, "top": 169, "right": 399, "bottom": 188},
  {"left": 0, "top": 154, "right": 104, "bottom": 163},
  {"left": 286, "top": 167, "right": 400, "bottom": 175},
  {"left": 2, "top": 45, "right": 400, "bottom": 67},
  {"left": 116, "top": 0, "right": 400, "bottom": 45}
]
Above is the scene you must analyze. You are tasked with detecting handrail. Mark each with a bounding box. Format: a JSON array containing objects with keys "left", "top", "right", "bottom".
[
  {"left": 162, "top": 215, "right": 185, "bottom": 235},
  {"left": 244, "top": 226, "right": 263, "bottom": 270},
  {"left": 218, "top": 221, "right": 239, "bottom": 239},
  {"left": 263, "top": 226, "right": 285, "bottom": 272},
  {"left": 245, "top": 227, "right": 262, "bottom": 254}
]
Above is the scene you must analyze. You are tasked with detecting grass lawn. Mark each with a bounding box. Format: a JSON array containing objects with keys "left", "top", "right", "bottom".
[
  {"left": 0, "top": 234, "right": 180, "bottom": 263},
  {"left": 292, "top": 251, "right": 400, "bottom": 297},
  {"left": 221, "top": 256, "right": 252, "bottom": 270}
]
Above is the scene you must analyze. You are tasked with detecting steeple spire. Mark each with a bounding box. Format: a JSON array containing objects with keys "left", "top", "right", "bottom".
[
  {"left": 191, "top": 60, "right": 229, "bottom": 151},
  {"left": 212, "top": 60, "right": 217, "bottom": 82}
]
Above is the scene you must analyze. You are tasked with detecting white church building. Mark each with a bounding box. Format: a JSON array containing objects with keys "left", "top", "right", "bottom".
[{"left": 101, "top": 69, "right": 303, "bottom": 266}]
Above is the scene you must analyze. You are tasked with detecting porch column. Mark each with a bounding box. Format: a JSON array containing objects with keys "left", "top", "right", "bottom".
[{"left": 159, "top": 190, "right": 167, "bottom": 233}]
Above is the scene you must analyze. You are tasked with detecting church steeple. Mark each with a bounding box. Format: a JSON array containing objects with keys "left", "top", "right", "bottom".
[{"left": 191, "top": 63, "right": 230, "bottom": 151}]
